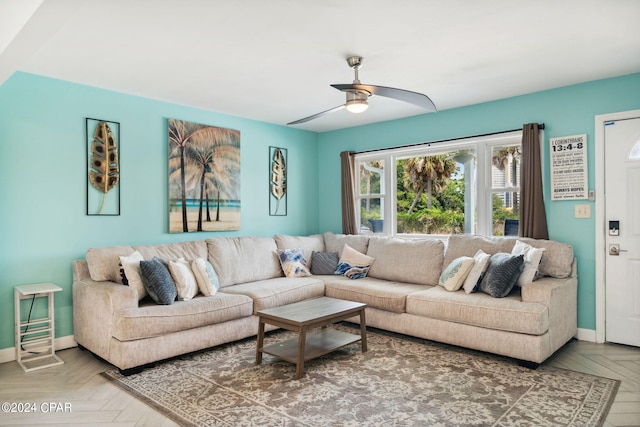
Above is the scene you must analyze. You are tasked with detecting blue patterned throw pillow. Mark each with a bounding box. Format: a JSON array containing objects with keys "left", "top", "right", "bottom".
[
  {"left": 334, "top": 244, "right": 375, "bottom": 280},
  {"left": 277, "top": 248, "right": 311, "bottom": 277},
  {"left": 140, "top": 257, "right": 178, "bottom": 305}
]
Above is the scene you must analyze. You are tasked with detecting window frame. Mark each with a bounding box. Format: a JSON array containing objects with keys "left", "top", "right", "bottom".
[
  {"left": 356, "top": 155, "right": 390, "bottom": 234},
  {"left": 354, "top": 130, "right": 523, "bottom": 238}
]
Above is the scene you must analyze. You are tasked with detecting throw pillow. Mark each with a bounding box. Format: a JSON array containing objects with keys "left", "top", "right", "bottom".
[
  {"left": 139, "top": 257, "right": 178, "bottom": 305},
  {"left": 192, "top": 257, "right": 220, "bottom": 296},
  {"left": 439, "top": 256, "right": 475, "bottom": 291},
  {"left": 310, "top": 251, "right": 339, "bottom": 275},
  {"left": 512, "top": 240, "right": 546, "bottom": 286},
  {"left": 277, "top": 248, "right": 312, "bottom": 277},
  {"left": 335, "top": 244, "right": 375, "bottom": 280},
  {"left": 479, "top": 253, "right": 525, "bottom": 298},
  {"left": 119, "top": 251, "right": 146, "bottom": 300},
  {"left": 168, "top": 258, "right": 199, "bottom": 301},
  {"left": 463, "top": 250, "right": 491, "bottom": 294}
]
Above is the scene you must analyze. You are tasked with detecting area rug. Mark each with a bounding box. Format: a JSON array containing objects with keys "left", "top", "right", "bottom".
[{"left": 102, "top": 325, "right": 619, "bottom": 426}]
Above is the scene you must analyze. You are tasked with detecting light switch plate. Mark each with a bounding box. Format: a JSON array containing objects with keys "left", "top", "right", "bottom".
[{"left": 575, "top": 204, "right": 591, "bottom": 219}]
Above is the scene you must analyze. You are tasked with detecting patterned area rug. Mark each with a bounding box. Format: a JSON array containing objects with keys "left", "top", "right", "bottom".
[{"left": 102, "top": 325, "right": 619, "bottom": 426}]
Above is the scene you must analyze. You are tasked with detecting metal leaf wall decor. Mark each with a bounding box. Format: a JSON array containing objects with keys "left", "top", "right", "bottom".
[
  {"left": 270, "top": 147, "right": 287, "bottom": 215},
  {"left": 86, "top": 118, "right": 120, "bottom": 215}
]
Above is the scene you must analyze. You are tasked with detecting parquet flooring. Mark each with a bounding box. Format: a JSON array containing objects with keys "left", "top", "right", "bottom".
[{"left": 0, "top": 338, "right": 638, "bottom": 426}]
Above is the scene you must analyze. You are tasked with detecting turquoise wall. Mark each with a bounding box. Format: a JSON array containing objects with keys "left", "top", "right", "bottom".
[
  {"left": 0, "top": 72, "right": 319, "bottom": 350},
  {"left": 317, "top": 72, "right": 640, "bottom": 332},
  {"left": 2, "top": 71, "right": 639, "bottom": 350}
]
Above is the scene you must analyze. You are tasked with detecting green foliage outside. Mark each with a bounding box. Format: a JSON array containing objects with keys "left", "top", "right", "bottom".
[
  {"left": 396, "top": 156, "right": 517, "bottom": 235},
  {"left": 397, "top": 175, "right": 465, "bottom": 234},
  {"left": 491, "top": 193, "right": 519, "bottom": 236}
]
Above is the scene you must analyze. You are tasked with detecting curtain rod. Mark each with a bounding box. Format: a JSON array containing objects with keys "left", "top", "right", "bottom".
[{"left": 355, "top": 123, "right": 545, "bottom": 155}]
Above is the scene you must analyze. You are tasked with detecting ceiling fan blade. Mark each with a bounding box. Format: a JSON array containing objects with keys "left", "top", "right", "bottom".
[
  {"left": 331, "top": 83, "right": 437, "bottom": 112},
  {"left": 287, "top": 105, "right": 345, "bottom": 125}
]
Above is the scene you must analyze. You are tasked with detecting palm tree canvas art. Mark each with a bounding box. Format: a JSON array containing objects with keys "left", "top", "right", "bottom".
[{"left": 168, "top": 119, "right": 240, "bottom": 233}]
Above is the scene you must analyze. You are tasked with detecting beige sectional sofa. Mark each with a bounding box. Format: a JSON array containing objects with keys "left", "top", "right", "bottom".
[{"left": 72, "top": 232, "right": 577, "bottom": 373}]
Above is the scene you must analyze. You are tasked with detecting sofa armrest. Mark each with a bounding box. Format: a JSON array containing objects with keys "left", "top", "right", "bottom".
[
  {"left": 72, "top": 278, "right": 138, "bottom": 360},
  {"left": 521, "top": 275, "right": 578, "bottom": 350}
]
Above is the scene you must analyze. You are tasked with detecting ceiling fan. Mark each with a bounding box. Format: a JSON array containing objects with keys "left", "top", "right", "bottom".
[{"left": 287, "top": 56, "right": 437, "bottom": 126}]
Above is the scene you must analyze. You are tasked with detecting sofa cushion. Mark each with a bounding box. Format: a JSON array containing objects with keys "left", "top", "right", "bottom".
[
  {"left": 478, "top": 253, "right": 525, "bottom": 298},
  {"left": 310, "top": 251, "right": 339, "bottom": 275},
  {"left": 366, "top": 236, "right": 444, "bottom": 286},
  {"left": 517, "top": 238, "right": 574, "bottom": 278},
  {"left": 445, "top": 235, "right": 574, "bottom": 279},
  {"left": 274, "top": 234, "right": 325, "bottom": 269},
  {"left": 206, "top": 237, "right": 281, "bottom": 287},
  {"left": 406, "top": 286, "right": 549, "bottom": 335},
  {"left": 220, "top": 277, "right": 325, "bottom": 313},
  {"left": 277, "top": 248, "right": 311, "bottom": 277},
  {"left": 324, "top": 276, "right": 432, "bottom": 313},
  {"left": 133, "top": 240, "right": 207, "bottom": 262},
  {"left": 112, "top": 292, "right": 253, "bottom": 341},
  {"left": 324, "top": 232, "right": 370, "bottom": 256},
  {"left": 86, "top": 245, "right": 135, "bottom": 283},
  {"left": 444, "top": 235, "right": 515, "bottom": 268}
]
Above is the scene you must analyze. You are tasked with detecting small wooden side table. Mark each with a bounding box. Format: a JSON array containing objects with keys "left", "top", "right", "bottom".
[{"left": 14, "top": 282, "right": 64, "bottom": 372}]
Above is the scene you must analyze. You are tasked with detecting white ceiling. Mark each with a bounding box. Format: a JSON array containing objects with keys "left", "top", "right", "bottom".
[{"left": 2, "top": 0, "right": 639, "bottom": 132}]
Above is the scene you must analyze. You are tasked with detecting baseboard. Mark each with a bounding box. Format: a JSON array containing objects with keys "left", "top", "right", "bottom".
[
  {"left": 0, "top": 330, "right": 601, "bottom": 363},
  {"left": 0, "top": 335, "right": 77, "bottom": 364},
  {"left": 576, "top": 328, "right": 597, "bottom": 342}
]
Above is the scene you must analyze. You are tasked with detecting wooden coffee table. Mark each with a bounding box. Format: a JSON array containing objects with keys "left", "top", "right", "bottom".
[{"left": 256, "top": 297, "right": 367, "bottom": 379}]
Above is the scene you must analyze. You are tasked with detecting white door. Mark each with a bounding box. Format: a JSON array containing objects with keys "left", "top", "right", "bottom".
[{"left": 605, "top": 116, "right": 640, "bottom": 347}]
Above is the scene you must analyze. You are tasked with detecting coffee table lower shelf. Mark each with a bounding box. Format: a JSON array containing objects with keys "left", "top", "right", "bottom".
[{"left": 260, "top": 328, "right": 361, "bottom": 364}]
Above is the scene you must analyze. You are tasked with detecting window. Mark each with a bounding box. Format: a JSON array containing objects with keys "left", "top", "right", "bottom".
[
  {"left": 490, "top": 144, "right": 521, "bottom": 235},
  {"left": 358, "top": 160, "right": 385, "bottom": 234},
  {"left": 355, "top": 131, "right": 523, "bottom": 237},
  {"left": 630, "top": 140, "right": 640, "bottom": 160},
  {"left": 396, "top": 149, "right": 473, "bottom": 235}
]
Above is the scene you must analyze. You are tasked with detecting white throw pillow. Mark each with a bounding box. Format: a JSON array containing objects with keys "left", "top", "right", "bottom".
[
  {"left": 119, "top": 251, "right": 146, "bottom": 300},
  {"left": 192, "top": 257, "right": 220, "bottom": 296},
  {"left": 463, "top": 250, "right": 491, "bottom": 294},
  {"left": 168, "top": 258, "right": 199, "bottom": 300},
  {"left": 439, "top": 256, "right": 475, "bottom": 291},
  {"left": 512, "top": 240, "right": 546, "bottom": 286}
]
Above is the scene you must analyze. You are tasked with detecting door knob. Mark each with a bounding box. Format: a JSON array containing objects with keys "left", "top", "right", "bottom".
[{"left": 609, "top": 244, "right": 628, "bottom": 256}]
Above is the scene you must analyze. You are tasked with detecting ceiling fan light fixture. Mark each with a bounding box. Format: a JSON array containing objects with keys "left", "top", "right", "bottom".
[
  {"left": 345, "top": 91, "right": 369, "bottom": 113},
  {"left": 286, "top": 55, "right": 436, "bottom": 126}
]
